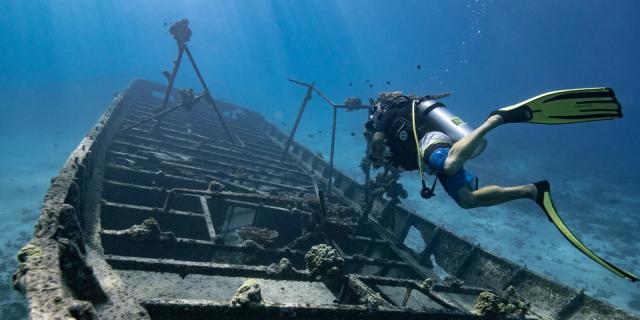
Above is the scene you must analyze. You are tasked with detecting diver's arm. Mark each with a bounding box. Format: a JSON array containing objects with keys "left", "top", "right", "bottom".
[{"left": 369, "top": 132, "right": 386, "bottom": 160}]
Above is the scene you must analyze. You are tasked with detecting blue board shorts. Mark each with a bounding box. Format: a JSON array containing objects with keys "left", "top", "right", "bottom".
[{"left": 427, "top": 147, "right": 478, "bottom": 204}]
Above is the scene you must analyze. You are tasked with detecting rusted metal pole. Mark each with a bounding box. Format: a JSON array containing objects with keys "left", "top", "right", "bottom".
[
  {"left": 158, "top": 43, "right": 185, "bottom": 113},
  {"left": 328, "top": 105, "right": 337, "bottom": 198},
  {"left": 310, "top": 86, "right": 336, "bottom": 106},
  {"left": 280, "top": 86, "right": 313, "bottom": 162},
  {"left": 183, "top": 44, "right": 235, "bottom": 144}
]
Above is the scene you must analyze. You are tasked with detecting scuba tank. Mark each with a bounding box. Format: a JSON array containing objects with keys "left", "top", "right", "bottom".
[{"left": 416, "top": 99, "right": 487, "bottom": 159}]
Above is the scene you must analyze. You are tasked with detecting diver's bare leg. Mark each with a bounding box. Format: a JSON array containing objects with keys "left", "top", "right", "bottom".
[
  {"left": 443, "top": 115, "right": 503, "bottom": 175},
  {"left": 457, "top": 184, "right": 536, "bottom": 209}
]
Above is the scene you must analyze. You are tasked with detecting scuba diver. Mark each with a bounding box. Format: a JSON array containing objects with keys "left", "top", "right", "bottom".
[{"left": 365, "top": 88, "right": 638, "bottom": 282}]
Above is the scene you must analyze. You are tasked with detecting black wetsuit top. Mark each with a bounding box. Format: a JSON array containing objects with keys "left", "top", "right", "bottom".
[{"left": 374, "top": 102, "right": 422, "bottom": 171}]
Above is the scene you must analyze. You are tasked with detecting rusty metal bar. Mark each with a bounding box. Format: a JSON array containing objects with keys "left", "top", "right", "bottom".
[
  {"left": 328, "top": 105, "right": 337, "bottom": 198},
  {"left": 158, "top": 43, "right": 185, "bottom": 112},
  {"left": 183, "top": 44, "right": 235, "bottom": 144},
  {"left": 346, "top": 275, "right": 395, "bottom": 309},
  {"left": 281, "top": 86, "right": 313, "bottom": 162},
  {"left": 199, "top": 196, "right": 217, "bottom": 240}
]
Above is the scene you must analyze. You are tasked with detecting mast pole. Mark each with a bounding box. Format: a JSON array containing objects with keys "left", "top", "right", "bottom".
[
  {"left": 183, "top": 44, "right": 235, "bottom": 144},
  {"left": 159, "top": 44, "right": 185, "bottom": 113},
  {"left": 328, "top": 105, "right": 337, "bottom": 198},
  {"left": 280, "top": 86, "right": 313, "bottom": 162}
]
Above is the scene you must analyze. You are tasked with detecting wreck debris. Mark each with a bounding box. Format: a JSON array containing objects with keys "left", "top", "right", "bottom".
[
  {"left": 240, "top": 239, "right": 264, "bottom": 251},
  {"left": 207, "top": 180, "right": 225, "bottom": 192},
  {"left": 285, "top": 231, "right": 327, "bottom": 251},
  {"left": 266, "top": 258, "right": 299, "bottom": 276},
  {"left": 230, "top": 279, "right": 263, "bottom": 306},
  {"left": 59, "top": 239, "right": 107, "bottom": 302},
  {"left": 232, "top": 168, "right": 250, "bottom": 179},
  {"left": 418, "top": 278, "right": 434, "bottom": 290},
  {"left": 381, "top": 169, "right": 408, "bottom": 201},
  {"left": 378, "top": 91, "right": 403, "bottom": 102},
  {"left": 366, "top": 166, "right": 408, "bottom": 211},
  {"left": 344, "top": 97, "right": 362, "bottom": 107},
  {"left": 347, "top": 275, "right": 393, "bottom": 309},
  {"left": 473, "top": 288, "right": 529, "bottom": 319},
  {"left": 13, "top": 241, "right": 99, "bottom": 319},
  {"left": 237, "top": 227, "right": 279, "bottom": 248},
  {"left": 444, "top": 276, "right": 464, "bottom": 288},
  {"left": 109, "top": 218, "right": 176, "bottom": 242},
  {"left": 304, "top": 244, "right": 344, "bottom": 280}
]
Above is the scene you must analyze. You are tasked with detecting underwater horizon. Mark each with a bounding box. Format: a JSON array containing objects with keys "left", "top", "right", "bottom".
[{"left": 1, "top": 0, "right": 639, "bottom": 317}]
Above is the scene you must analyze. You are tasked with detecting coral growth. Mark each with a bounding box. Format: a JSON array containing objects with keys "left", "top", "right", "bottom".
[
  {"left": 474, "top": 288, "right": 529, "bottom": 319},
  {"left": 230, "top": 278, "right": 263, "bottom": 306},
  {"left": 112, "top": 218, "right": 176, "bottom": 242},
  {"left": 304, "top": 244, "right": 344, "bottom": 280},
  {"left": 418, "top": 278, "right": 434, "bottom": 290},
  {"left": 444, "top": 276, "right": 464, "bottom": 288},
  {"left": 266, "top": 258, "right": 299, "bottom": 276},
  {"left": 207, "top": 180, "right": 225, "bottom": 192}
]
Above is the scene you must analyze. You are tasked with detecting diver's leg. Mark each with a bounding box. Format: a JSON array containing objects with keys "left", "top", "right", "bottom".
[
  {"left": 456, "top": 184, "right": 536, "bottom": 209},
  {"left": 443, "top": 115, "right": 503, "bottom": 175}
]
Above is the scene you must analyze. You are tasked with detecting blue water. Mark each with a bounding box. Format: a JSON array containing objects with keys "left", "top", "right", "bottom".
[{"left": 1, "top": 0, "right": 639, "bottom": 316}]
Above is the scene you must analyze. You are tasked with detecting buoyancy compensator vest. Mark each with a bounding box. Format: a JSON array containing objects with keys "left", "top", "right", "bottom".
[
  {"left": 367, "top": 96, "right": 434, "bottom": 170},
  {"left": 365, "top": 93, "right": 488, "bottom": 199},
  {"left": 366, "top": 95, "right": 488, "bottom": 170}
]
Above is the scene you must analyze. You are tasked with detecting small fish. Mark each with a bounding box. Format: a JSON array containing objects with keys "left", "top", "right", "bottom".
[
  {"left": 348, "top": 82, "right": 352, "bottom": 87},
  {"left": 281, "top": 122, "right": 286, "bottom": 126},
  {"left": 350, "top": 132, "right": 356, "bottom": 136},
  {"left": 365, "top": 80, "right": 370, "bottom": 83},
  {"left": 163, "top": 22, "right": 168, "bottom": 26},
  {"left": 53, "top": 143, "right": 58, "bottom": 148},
  {"left": 417, "top": 64, "right": 421, "bottom": 69},
  {"left": 369, "top": 84, "right": 373, "bottom": 88},
  {"left": 386, "top": 81, "right": 391, "bottom": 85},
  {"left": 318, "top": 130, "right": 322, "bottom": 134},
  {"left": 307, "top": 134, "right": 314, "bottom": 138}
]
